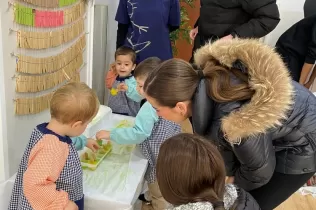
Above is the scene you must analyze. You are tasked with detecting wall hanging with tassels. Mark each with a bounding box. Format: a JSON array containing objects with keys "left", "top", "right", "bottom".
[
  {"left": 11, "top": 0, "right": 88, "bottom": 115},
  {"left": 13, "top": 1, "right": 85, "bottom": 27}
]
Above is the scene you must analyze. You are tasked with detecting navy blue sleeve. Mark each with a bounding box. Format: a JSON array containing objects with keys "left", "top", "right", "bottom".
[
  {"left": 115, "top": 0, "right": 130, "bottom": 24},
  {"left": 116, "top": 23, "right": 129, "bottom": 49},
  {"left": 168, "top": 0, "right": 181, "bottom": 27}
]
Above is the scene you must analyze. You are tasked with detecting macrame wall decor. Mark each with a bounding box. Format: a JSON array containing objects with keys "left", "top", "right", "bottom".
[{"left": 10, "top": 0, "right": 87, "bottom": 115}]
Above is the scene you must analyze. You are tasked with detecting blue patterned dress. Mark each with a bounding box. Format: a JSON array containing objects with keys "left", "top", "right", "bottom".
[{"left": 108, "top": 75, "right": 141, "bottom": 116}]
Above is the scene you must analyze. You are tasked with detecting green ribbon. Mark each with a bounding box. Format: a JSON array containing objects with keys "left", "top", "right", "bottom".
[
  {"left": 59, "top": 0, "right": 78, "bottom": 7},
  {"left": 14, "top": 3, "right": 34, "bottom": 26}
]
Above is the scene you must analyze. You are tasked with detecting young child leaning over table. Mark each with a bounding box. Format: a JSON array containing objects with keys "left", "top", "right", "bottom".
[
  {"left": 105, "top": 46, "right": 140, "bottom": 117},
  {"left": 97, "top": 57, "right": 181, "bottom": 210},
  {"left": 8, "top": 82, "right": 100, "bottom": 210},
  {"left": 156, "top": 133, "right": 260, "bottom": 210}
]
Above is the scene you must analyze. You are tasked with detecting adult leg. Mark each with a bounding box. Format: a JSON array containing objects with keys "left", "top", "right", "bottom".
[
  {"left": 148, "top": 181, "right": 168, "bottom": 210},
  {"left": 248, "top": 172, "right": 314, "bottom": 210}
]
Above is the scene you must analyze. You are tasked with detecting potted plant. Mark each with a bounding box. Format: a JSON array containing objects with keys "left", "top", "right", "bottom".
[{"left": 170, "top": 0, "right": 195, "bottom": 56}]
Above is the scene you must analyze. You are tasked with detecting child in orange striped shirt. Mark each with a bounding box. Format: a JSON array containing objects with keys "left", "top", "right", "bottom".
[{"left": 9, "top": 82, "right": 99, "bottom": 210}]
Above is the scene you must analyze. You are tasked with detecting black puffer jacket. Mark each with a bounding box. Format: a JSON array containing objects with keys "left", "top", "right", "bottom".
[
  {"left": 196, "top": 0, "right": 280, "bottom": 41},
  {"left": 191, "top": 39, "right": 316, "bottom": 191}
]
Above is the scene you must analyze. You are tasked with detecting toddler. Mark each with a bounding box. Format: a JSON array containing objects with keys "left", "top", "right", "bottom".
[
  {"left": 9, "top": 82, "right": 99, "bottom": 210},
  {"left": 156, "top": 133, "right": 260, "bottom": 210},
  {"left": 105, "top": 46, "right": 140, "bottom": 116},
  {"left": 97, "top": 57, "right": 181, "bottom": 210}
]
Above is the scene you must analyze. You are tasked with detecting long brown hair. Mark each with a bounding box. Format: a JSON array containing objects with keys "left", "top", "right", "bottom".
[
  {"left": 144, "top": 58, "right": 254, "bottom": 107},
  {"left": 156, "top": 133, "right": 227, "bottom": 209}
]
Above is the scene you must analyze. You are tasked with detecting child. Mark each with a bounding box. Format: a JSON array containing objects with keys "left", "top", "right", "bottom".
[
  {"left": 9, "top": 82, "right": 99, "bottom": 210},
  {"left": 97, "top": 57, "right": 181, "bottom": 210},
  {"left": 156, "top": 133, "right": 260, "bottom": 210},
  {"left": 105, "top": 46, "right": 140, "bottom": 116}
]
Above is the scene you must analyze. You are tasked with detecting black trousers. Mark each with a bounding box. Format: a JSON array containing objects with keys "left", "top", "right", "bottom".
[
  {"left": 249, "top": 172, "right": 314, "bottom": 210},
  {"left": 189, "top": 34, "right": 219, "bottom": 64}
]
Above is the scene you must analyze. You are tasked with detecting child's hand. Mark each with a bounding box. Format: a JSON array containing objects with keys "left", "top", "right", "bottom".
[
  {"left": 64, "top": 201, "right": 78, "bottom": 210},
  {"left": 117, "top": 83, "right": 128, "bottom": 91},
  {"left": 86, "top": 139, "right": 100, "bottom": 152},
  {"left": 96, "top": 130, "right": 110, "bottom": 140}
]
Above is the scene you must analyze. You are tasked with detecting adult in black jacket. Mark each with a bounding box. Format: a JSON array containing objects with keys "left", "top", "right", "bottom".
[
  {"left": 275, "top": 15, "right": 316, "bottom": 88},
  {"left": 304, "top": 0, "right": 316, "bottom": 17},
  {"left": 189, "top": 0, "right": 280, "bottom": 63},
  {"left": 144, "top": 39, "right": 316, "bottom": 210}
]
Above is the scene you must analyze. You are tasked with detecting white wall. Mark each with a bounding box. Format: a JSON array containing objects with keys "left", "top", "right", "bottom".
[
  {"left": 0, "top": 1, "right": 94, "bottom": 179},
  {"left": 95, "top": 0, "right": 120, "bottom": 69},
  {"left": 0, "top": 15, "right": 9, "bottom": 182}
]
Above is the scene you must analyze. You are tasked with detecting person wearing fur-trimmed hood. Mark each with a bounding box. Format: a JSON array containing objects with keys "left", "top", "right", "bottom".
[{"left": 143, "top": 38, "right": 316, "bottom": 209}]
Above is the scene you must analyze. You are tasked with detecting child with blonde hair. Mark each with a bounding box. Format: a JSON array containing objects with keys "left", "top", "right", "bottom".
[
  {"left": 9, "top": 82, "right": 99, "bottom": 210},
  {"left": 97, "top": 57, "right": 181, "bottom": 210}
]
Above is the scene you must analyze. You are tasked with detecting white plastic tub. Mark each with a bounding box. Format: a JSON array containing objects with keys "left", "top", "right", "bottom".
[{"left": 83, "top": 105, "right": 112, "bottom": 137}]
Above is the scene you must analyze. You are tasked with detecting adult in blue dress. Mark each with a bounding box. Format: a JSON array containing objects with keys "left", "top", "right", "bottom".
[{"left": 115, "top": 0, "right": 180, "bottom": 64}]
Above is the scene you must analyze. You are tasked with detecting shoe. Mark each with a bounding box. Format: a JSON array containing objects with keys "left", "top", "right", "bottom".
[{"left": 138, "top": 194, "right": 151, "bottom": 205}]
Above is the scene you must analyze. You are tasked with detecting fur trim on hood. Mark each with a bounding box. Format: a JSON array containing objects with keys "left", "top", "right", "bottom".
[
  {"left": 194, "top": 39, "right": 294, "bottom": 143},
  {"left": 168, "top": 184, "right": 238, "bottom": 210}
]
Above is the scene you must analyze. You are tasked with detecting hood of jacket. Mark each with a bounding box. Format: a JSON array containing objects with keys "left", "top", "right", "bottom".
[
  {"left": 168, "top": 184, "right": 238, "bottom": 210},
  {"left": 193, "top": 38, "right": 294, "bottom": 143}
]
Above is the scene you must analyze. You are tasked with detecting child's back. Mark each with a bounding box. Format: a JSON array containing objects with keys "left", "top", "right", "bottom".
[
  {"left": 138, "top": 102, "right": 181, "bottom": 183},
  {"left": 9, "top": 125, "right": 83, "bottom": 209},
  {"left": 9, "top": 82, "right": 99, "bottom": 210},
  {"left": 157, "top": 134, "right": 261, "bottom": 210}
]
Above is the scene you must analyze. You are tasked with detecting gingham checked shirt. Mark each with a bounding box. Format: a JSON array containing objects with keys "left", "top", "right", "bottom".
[
  {"left": 110, "top": 102, "right": 181, "bottom": 183},
  {"left": 9, "top": 123, "right": 84, "bottom": 210}
]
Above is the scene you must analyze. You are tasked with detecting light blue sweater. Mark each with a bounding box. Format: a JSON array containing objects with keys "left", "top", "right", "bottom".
[
  {"left": 110, "top": 101, "right": 158, "bottom": 144},
  {"left": 71, "top": 135, "right": 87, "bottom": 151}
]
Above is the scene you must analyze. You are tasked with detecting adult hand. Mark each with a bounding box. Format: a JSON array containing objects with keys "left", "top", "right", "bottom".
[
  {"left": 225, "top": 176, "right": 235, "bottom": 184},
  {"left": 86, "top": 139, "right": 100, "bottom": 152},
  {"left": 96, "top": 130, "right": 110, "bottom": 140},
  {"left": 190, "top": 27, "right": 198, "bottom": 40},
  {"left": 221, "top": 34, "right": 234, "bottom": 40},
  {"left": 64, "top": 201, "right": 78, "bottom": 210},
  {"left": 117, "top": 83, "right": 128, "bottom": 91}
]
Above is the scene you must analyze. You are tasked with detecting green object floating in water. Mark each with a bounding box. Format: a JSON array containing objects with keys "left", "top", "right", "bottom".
[
  {"left": 110, "top": 88, "right": 118, "bottom": 96},
  {"left": 97, "top": 139, "right": 103, "bottom": 146}
]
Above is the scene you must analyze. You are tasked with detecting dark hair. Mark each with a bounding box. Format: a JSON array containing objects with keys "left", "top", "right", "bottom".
[
  {"left": 134, "top": 57, "right": 162, "bottom": 79},
  {"left": 144, "top": 58, "right": 254, "bottom": 107},
  {"left": 115, "top": 46, "right": 136, "bottom": 64},
  {"left": 156, "top": 133, "right": 228, "bottom": 210}
]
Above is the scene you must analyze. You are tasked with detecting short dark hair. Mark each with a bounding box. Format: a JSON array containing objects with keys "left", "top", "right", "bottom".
[
  {"left": 134, "top": 57, "right": 162, "bottom": 79},
  {"left": 115, "top": 46, "right": 136, "bottom": 64}
]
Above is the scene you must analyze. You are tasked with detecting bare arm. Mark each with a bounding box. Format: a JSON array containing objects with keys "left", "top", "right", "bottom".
[{"left": 299, "top": 63, "right": 315, "bottom": 85}]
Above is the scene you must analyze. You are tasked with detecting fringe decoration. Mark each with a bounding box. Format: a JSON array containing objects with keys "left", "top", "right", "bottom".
[
  {"left": 16, "top": 35, "right": 86, "bottom": 74},
  {"left": 13, "top": 1, "right": 85, "bottom": 27},
  {"left": 17, "top": 17, "right": 85, "bottom": 49},
  {"left": 15, "top": 74, "right": 80, "bottom": 115},
  {"left": 14, "top": 3, "right": 35, "bottom": 26},
  {"left": 16, "top": 53, "right": 83, "bottom": 92},
  {"left": 16, "top": 0, "right": 78, "bottom": 8},
  {"left": 15, "top": 92, "right": 53, "bottom": 115}
]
